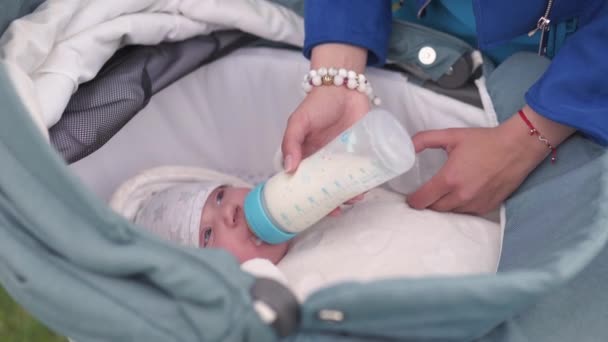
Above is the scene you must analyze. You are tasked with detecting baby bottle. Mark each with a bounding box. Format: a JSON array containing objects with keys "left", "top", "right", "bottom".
[{"left": 244, "top": 109, "right": 415, "bottom": 244}]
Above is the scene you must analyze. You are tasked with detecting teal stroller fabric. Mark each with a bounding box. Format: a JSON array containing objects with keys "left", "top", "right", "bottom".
[
  {"left": 0, "top": 67, "right": 274, "bottom": 341},
  {"left": 1, "top": 1, "right": 607, "bottom": 342}
]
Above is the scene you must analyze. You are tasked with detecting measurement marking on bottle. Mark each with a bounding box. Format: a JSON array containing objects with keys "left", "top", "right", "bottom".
[{"left": 281, "top": 213, "right": 290, "bottom": 223}]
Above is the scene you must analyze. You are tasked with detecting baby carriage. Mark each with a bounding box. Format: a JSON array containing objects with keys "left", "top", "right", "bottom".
[{"left": 0, "top": 1, "right": 607, "bottom": 341}]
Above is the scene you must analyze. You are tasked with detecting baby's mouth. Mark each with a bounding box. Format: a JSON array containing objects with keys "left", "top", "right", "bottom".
[
  {"left": 244, "top": 218, "right": 263, "bottom": 246},
  {"left": 238, "top": 206, "right": 264, "bottom": 246},
  {"left": 248, "top": 233, "right": 263, "bottom": 246}
]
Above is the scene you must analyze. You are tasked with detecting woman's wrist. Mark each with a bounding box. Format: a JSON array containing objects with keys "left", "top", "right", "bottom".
[
  {"left": 500, "top": 105, "right": 576, "bottom": 164},
  {"left": 519, "top": 105, "right": 575, "bottom": 146},
  {"left": 310, "top": 43, "right": 367, "bottom": 73},
  {"left": 308, "top": 43, "right": 374, "bottom": 108}
]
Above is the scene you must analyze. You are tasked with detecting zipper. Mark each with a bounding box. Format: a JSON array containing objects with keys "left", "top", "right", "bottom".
[
  {"left": 392, "top": 0, "right": 432, "bottom": 18},
  {"left": 528, "top": 0, "right": 554, "bottom": 55},
  {"left": 417, "top": 0, "right": 433, "bottom": 18}
]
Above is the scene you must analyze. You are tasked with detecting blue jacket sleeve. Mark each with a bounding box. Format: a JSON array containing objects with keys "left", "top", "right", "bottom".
[
  {"left": 525, "top": 1, "right": 608, "bottom": 145},
  {"left": 303, "top": 0, "right": 392, "bottom": 66}
]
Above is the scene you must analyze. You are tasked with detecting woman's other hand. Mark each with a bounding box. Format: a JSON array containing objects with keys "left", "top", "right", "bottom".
[{"left": 407, "top": 106, "right": 575, "bottom": 215}]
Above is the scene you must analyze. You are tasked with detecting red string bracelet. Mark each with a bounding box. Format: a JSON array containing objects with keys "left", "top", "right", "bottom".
[{"left": 518, "top": 110, "right": 557, "bottom": 164}]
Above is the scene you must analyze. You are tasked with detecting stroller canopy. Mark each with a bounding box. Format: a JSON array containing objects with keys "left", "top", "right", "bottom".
[{"left": 1, "top": 1, "right": 607, "bottom": 341}]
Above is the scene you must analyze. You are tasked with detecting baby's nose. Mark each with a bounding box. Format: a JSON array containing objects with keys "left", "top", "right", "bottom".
[{"left": 223, "top": 205, "right": 239, "bottom": 228}]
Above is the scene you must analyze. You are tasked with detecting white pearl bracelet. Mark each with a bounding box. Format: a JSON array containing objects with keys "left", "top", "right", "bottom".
[{"left": 301, "top": 67, "right": 382, "bottom": 106}]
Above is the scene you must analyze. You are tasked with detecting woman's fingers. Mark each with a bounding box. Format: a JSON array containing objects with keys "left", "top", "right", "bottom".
[
  {"left": 407, "top": 172, "right": 451, "bottom": 210},
  {"left": 281, "top": 111, "right": 309, "bottom": 173},
  {"left": 429, "top": 192, "right": 468, "bottom": 212},
  {"left": 328, "top": 207, "right": 342, "bottom": 217},
  {"left": 344, "top": 193, "right": 366, "bottom": 205},
  {"left": 408, "top": 129, "right": 465, "bottom": 210},
  {"left": 328, "top": 193, "right": 366, "bottom": 218},
  {"left": 411, "top": 129, "right": 456, "bottom": 153}
]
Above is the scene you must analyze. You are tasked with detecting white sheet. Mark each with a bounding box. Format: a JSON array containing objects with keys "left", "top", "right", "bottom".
[
  {"left": 0, "top": 0, "right": 304, "bottom": 129},
  {"left": 277, "top": 188, "right": 502, "bottom": 300}
]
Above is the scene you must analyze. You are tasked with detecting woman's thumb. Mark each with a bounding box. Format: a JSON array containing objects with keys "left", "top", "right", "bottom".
[{"left": 281, "top": 118, "right": 307, "bottom": 173}]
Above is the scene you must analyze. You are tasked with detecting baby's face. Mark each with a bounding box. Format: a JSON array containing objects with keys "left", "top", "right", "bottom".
[{"left": 200, "top": 186, "right": 289, "bottom": 264}]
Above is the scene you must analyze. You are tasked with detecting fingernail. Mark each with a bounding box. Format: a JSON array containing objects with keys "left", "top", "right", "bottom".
[{"left": 283, "top": 155, "right": 293, "bottom": 171}]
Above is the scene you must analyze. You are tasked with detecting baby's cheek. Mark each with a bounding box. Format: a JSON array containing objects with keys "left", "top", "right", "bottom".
[
  {"left": 230, "top": 246, "right": 256, "bottom": 264},
  {"left": 263, "top": 243, "right": 289, "bottom": 264},
  {"left": 212, "top": 237, "right": 250, "bottom": 263},
  {"left": 240, "top": 245, "right": 280, "bottom": 264},
  {"left": 218, "top": 238, "right": 287, "bottom": 264}
]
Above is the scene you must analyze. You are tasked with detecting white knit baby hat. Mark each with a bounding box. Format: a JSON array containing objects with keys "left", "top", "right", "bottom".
[
  {"left": 110, "top": 166, "right": 252, "bottom": 247},
  {"left": 133, "top": 181, "right": 223, "bottom": 247}
]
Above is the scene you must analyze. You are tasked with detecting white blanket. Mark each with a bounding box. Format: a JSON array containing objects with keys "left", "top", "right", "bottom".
[
  {"left": 111, "top": 166, "right": 503, "bottom": 302},
  {"left": 276, "top": 189, "right": 502, "bottom": 300},
  {"left": 0, "top": 0, "right": 303, "bottom": 134}
]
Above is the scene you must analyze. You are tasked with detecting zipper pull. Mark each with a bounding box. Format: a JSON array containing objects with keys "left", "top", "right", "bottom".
[{"left": 528, "top": 16, "right": 551, "bottom": 36}]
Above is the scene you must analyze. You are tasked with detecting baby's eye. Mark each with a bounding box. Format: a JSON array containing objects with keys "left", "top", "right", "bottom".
[
  {"left": 202, "top": 227, "right": 213, "bottom": 248},
  {"left": 216, "top": 189, "right": 224, "bottom": 205}
]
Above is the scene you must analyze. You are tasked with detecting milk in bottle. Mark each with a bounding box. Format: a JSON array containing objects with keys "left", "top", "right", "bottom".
[{"left": 244, "top": 109, "right": 415, "bottom": 244}]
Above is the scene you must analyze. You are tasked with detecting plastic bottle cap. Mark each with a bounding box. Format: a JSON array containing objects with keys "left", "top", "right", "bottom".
[
  {"left": 244, "top": 183, "right": 296, "bottom": 244},
  {"left": 367, "top": 109, "right": 415, "bottom": 174}
]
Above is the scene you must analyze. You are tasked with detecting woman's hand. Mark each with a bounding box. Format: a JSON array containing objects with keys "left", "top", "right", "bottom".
[
  {"left": 281, "top": 43, "right": 371, "bottom": 215},
  {"left": 281, "top": 43, "right": 369, "bottom": 172},
  {"left": 281, "top": 85, "right": 370, "bottom": 217},
  {"left": 281, "top": 86, "right": 370, "bottom": 171},
  {"left": 407, "top": 106, "right": 576, "bottom": 215}
]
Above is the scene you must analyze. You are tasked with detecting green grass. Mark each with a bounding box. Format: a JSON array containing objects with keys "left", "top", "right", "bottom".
[{"left": 0, "top": 285, "right": 66, "bottom": 342}]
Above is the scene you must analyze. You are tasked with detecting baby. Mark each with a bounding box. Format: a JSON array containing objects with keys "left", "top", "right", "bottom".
[
  {"left": 121, "top": 166, "right": 502, "bottom": 299},
  {"left": 133, "top": 181, "right": 289, "bottom": 264}
]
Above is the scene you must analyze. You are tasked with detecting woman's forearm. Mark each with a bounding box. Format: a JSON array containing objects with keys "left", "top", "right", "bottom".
[
  {"left": 310, "top": 44, "right": 368, "bottom": 73},
  {"left": 499, "top": 105, "right": 576, "bottom": 163}
]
